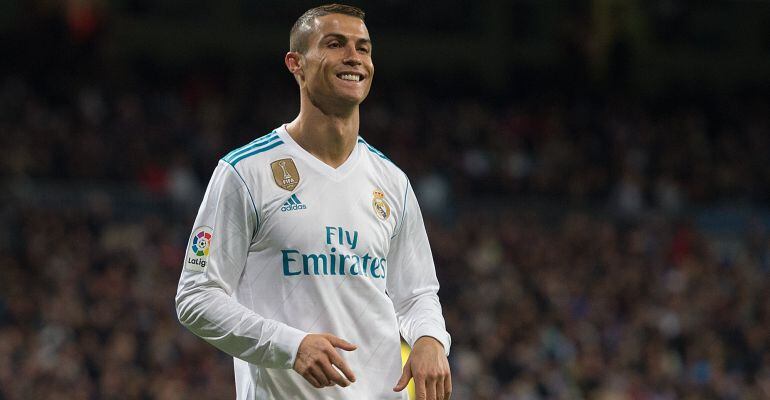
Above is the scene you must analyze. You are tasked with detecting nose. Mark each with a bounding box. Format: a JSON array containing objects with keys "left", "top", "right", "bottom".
[
  {"left": 343, "top": 57, "right": 362, "bottom": 67},
  {"left": 342, "top": 44, "right": 362, "bottom": 66}
]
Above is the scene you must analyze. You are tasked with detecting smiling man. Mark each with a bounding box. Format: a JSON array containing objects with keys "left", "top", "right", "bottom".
[{"left": 176, "top": 4, "right": 451, "bottom": 399}]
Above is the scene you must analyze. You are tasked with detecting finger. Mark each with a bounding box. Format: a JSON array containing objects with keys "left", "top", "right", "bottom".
[
  {"left": 320, "top": 359, "right": 349, "bottom": 387},
  {"left": 444, "top": 372, "right": 452, "bottom": 399},
  {"left": 328, "top": 349, "right": 356, "bottom": 383},
  {"left": 414, "top": 375, "right": 427, "bottom": 400},
  {"left": 303, "top": 372, "right": 322, "bottom": 389},
  {"left": 309, "top": 365, "right": 331, "bottom": 387},
  {"left": 392, "top": 362, "right": 412, "bottom": 392},
  {"left": 426, "top": 375, "right": 436, "bottom": 400},
  {"left": 325, "top": 334, "right": 357, "bottom": 351},
  {"left": 436, "top": 375, "right": 445, "bottom": 400}
]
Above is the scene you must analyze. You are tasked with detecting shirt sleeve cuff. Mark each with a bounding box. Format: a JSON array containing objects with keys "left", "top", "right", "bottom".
[
  {"left": 270, "top": 323, "right": 308, "bottom": 369},
  {"left": 411, "top": 326, "right": 451, "bottom": 357}
]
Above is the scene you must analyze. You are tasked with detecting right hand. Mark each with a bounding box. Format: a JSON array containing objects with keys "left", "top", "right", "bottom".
[{"left": 293, "top": 333, "right": 358, "bottom": 389}]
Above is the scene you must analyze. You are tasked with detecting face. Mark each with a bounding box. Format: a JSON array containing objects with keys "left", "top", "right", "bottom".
[{"left": 289, "top": 14, "right": 374, "bottom": 111}]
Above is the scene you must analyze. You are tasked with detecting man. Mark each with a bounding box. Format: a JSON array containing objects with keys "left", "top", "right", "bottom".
[{"left": 175, "top": 4, "right": 451, "bottom": 399}]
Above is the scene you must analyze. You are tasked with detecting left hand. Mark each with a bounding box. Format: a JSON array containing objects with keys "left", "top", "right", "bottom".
[{"left": 393, "top": 336, "right": 451, "bottom": 400}]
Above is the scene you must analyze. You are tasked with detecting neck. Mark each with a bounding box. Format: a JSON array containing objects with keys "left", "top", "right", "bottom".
[{"left": 285, "top": 93, "right": 360, "bottom": 169}]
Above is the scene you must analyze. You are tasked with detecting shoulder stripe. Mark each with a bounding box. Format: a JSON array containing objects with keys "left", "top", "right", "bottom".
[
  {"left": 357, "top": 138, "right": 390, "bottom": 161},
  {"left": 225, "top": 134, "right": 280, "bottom": 162},
  {"left": 392, "top": 177, "right": 410, "bottom": 239},
  {"left": 223, "top": 131, "right": 278, "bottom": 163},
  {"left": 227, "top": 141, "right": 285, "bottom": 166}
]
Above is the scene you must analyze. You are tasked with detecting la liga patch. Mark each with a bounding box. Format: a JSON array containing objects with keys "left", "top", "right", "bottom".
[{"left": 185, "top": 226, "right": 213, "bottom": 272}]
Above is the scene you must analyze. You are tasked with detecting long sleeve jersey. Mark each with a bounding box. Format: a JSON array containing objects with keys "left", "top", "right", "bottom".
[{"left": 175, "top": 125, "right": 450, "bottom": 399}]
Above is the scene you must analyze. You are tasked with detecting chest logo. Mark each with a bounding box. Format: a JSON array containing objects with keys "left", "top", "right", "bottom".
[
  {"left": 281, "top": 194, "right": 307, "bottom": 212},
  {"left": 271, "top": 158, "right": 300, "bottom": 191},
  {"left": 372, "top": 189, "right": 391, "bottom": 220}
]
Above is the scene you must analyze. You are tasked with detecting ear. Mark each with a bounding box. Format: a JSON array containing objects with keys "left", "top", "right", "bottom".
[{"left": 285, "top": 52, "right": 304, "bottom": 82}]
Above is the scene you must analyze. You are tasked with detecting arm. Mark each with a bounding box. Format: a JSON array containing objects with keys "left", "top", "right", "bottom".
[
  {"left": 386, "top": 180, "right": 451, "bottom": 353},
  {"left": 387, "top": 180, "right": 452, "bottom": 399},
  {"left": 175, "top": 161, "right": 307, "bottom": 369}
]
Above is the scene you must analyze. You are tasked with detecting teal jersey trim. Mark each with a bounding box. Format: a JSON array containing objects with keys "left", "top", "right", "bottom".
[
  {"left": 357, "top": 137, "right": 391, "bottom": 161},
  {"left": 226, "top": 140, "right": 285, "bottom": 166},
  {"left": 222, "top": 131, "right": 278, "bottom": 163},
  {"left": 392, "top": 178, "right": 410, "bottom": 239}
]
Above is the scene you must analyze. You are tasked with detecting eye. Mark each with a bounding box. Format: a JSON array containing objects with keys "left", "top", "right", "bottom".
[
  {"left": 357, "top": 47, "right": 370, "bottom": 54},
  {"left": 328, "top": 41, "right": 341, "bottom": 49}
]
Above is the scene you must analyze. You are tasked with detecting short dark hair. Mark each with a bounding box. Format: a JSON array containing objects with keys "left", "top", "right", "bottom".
[{"left": 290, "top": 4, "right": 366, "bottom": 54}]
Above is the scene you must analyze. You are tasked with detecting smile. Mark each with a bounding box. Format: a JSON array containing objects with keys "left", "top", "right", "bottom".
[{"left": 336, "top": 73, "right": 363, "bottom": 82}]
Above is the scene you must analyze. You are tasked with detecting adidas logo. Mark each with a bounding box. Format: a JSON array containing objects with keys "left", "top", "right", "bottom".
[{"left": 281, "top": 194, "right": 307, "bottom": 212}]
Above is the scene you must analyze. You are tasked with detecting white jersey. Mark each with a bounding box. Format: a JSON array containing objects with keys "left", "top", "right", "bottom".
[{"left": 176, "top": 125, "right": 450, "bottom": 399}]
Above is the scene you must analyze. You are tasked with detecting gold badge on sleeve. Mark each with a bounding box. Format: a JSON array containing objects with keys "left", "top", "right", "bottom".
[
  {"left": 372, "top": 189, "right": 390, "bottom": 220},
  {"left": 271, "top": 158, "right": 300, "bottom": 191}
]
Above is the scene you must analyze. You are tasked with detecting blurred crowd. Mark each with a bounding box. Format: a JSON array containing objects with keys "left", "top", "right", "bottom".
[
  {"left": 434, "top": 211, "right": 770, "bottom": 399},
  {"left": 2, "top": 73, "right": 770, "bottom": 399},
  {"left": 3, "top": 197, "right": 770, "bottom": 399},
  {"left": 0, "top": 203, "right": 233, "bottom": 399},
  {"left": 3, "top": 74, "right": 770, "bottom": 217}
]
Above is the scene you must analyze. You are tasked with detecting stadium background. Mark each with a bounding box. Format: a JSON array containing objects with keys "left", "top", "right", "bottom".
[{"left": 2, "top": 1, "right": 770, "bottom": 399}]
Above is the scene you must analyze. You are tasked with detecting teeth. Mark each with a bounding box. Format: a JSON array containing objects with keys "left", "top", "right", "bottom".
[{"left": 339, "top": 74, "right": 361, "bottom": 82}]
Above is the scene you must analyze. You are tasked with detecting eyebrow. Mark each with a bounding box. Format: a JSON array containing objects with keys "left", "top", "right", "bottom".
[{"left": 321, "top": 33, "right": 372, "bottom": 47}]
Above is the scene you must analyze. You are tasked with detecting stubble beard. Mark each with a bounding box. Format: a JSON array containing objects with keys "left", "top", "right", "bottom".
[{"left": 306, "top": 82, "right": 365, "bottom": 118}]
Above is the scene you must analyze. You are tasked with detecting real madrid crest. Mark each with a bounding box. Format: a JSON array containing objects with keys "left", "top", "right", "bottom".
[
  {"left": 270, "top": 158, "right": 300, "bottom": 191},
  {"left": 372, "top": 189, "right": 391, "bottom": 220}
]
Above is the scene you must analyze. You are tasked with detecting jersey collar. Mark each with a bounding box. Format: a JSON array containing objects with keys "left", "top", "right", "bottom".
[{"left": 276, "top": 124, "right": 362, "bottom": 181}]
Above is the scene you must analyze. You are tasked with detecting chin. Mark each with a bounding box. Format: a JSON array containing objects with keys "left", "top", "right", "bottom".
[
  {"left": 335, "top": 91, "right": 368, "bottom": 107},
  {"left": 333, "top": 83, "right": 370, "bottom": 103},
  {"left": 307, "top": 88, "right": 367, "bottom": 112}
]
